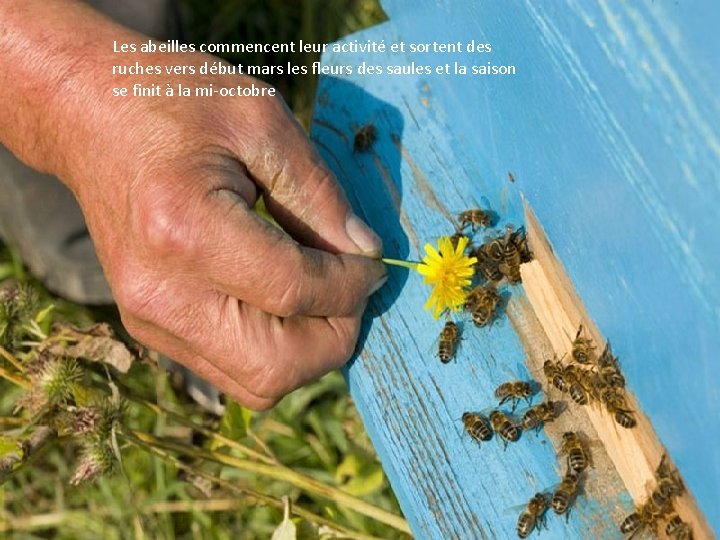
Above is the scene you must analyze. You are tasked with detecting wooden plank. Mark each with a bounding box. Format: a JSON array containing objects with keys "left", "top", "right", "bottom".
[
  {"left": 310, "top": 1, "right": 719, "bottom": 537},
  {"left": 519, "top": 204, "right": 711, "bottom": 539}
]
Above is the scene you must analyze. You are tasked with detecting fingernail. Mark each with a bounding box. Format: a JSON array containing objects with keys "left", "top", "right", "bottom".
[
  {"left": 346, "top": 213, "right": 382, "bottom": 255},
  {"left": 369, "top": 274, "right": 388, "bottom": 296}
]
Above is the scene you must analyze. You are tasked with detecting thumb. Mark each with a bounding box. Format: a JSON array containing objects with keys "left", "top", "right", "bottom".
[{"left": 235, "top": 92, "right": 382, "bottom": 257}]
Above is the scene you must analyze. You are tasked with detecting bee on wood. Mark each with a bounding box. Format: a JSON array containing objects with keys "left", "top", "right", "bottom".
[
  {"left": 655, "top": 454, "right": 685, "bottom": 499},
  {"left": 597, "top": 343, "right": 626, "bottom": 389},
  {"left": 472, "top": 246, "right": 503, "bottom": 283},
  {"left": 559, "top": 431, "right": 591, "bottom": 474},
  {"left": 543, "top": 357, "right": 569, "bottom": 393},
  {"left": 571, "top": 325, "right": 596, "bottom": 364},
  {"left": 461, "top": 412, "right": 493, "bottom": 443},
  {"left": 437, "top": 321, "right": 460, "bottom": 364},
  {"left": 516, "top": 492, "right": 549, "bottom": 538},
  {"left": 620, "top": 501, "right": 666, "bottom": 539},
  {"left": 464, "top": 285, "right": 501, "bottom": 327},
  {"left": 562, "top": 364, "right": 590, "bottom": 405},
  {"left": 482, "top": 236, "right": 505, "bottom": 262},
  {"left": 353, "top": 123, "right": 377, "bottom": 152},
  {"left": 521, "top": 401, "right": 559, "bottom": 433},
  {"left": 604, "top": 393, "right": 637, "bottom": 428},
  {"left": 666, "top": 515, "right": 693, "bottom": 540},
  {"left": 498, "top": 228, "right": 522, "bottom": 284},
  {"left": 495, "top": 380, "right": 534, "bottom": 411},
  {"left": 489, "top": 410, "right": 521, "bottom": 448},
  {"left": 551, "top": 470, "right": 580, "bottom": 518},
  {"left": 510, "top": 226, "right": 532, "bottom": 263},
  {"left": 646, "top": 489, "right": 673, "bottom": 520},
  {"left": 458, "top": 208, "right": 493, "bottom": 231}
]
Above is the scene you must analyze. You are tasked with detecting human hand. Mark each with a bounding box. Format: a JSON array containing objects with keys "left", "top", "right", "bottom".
[
  {"left": 93, "top": 64, "right": 387, "bottom": 408},
  {"left": 0, "top": 2, "right": 387, "bottom": 409},
  {"left": 82, "top": 67, "right": 386, "bottom": 408}
]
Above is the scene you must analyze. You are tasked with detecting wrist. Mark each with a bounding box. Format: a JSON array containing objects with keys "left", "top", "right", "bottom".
[{"left": 0, "top": 0, "right": 143, "bottom": 194}]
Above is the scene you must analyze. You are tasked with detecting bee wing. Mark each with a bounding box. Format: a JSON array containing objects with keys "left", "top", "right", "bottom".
[
  {"left": 427, "top": 317, "right": 466, "bottom": 361},
  {"left": 502, "top": 491, "right": 554, "bottom": 517},
  {"left": 554, "top": 432, "right": 603, "bottom": 455},
  {"left": 503, "top": 502, "right": 530, "bottom": 516}
]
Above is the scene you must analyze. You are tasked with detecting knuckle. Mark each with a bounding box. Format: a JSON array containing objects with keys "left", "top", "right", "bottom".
[
  {"left": 262, "top": 247, "right": 309, "bottom": 317},
  {"left": 303, "top": 163, "right": 342, "bottom": 211},
  {"left": 133, "top": 190, "right": 195, "bottom": 258}
]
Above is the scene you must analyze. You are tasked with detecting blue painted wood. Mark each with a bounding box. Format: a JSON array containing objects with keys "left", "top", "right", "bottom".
[{"left": 311, "top": 1, "right": 719, "bottom": 537}]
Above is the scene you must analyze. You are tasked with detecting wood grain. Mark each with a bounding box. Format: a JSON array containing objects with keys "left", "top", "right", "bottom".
[{"left": 519, "top": 204, "right": 712, "bottom": 539}]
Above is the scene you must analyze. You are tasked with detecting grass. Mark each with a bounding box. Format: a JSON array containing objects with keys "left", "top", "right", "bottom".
[
  {"left": 0, "top": 1, "right": 407, "bottom": 538},
  {"left": 0, "top": 248, "right": 408, "bottom": 540}
]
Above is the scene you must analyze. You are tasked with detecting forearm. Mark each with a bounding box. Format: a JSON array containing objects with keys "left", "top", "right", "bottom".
[{"left": 0, "top": 0, "right": 140, "bottom": 191}]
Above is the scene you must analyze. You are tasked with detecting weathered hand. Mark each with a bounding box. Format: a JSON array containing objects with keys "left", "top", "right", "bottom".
[{"left": 0, "top": 0, "right": 386, "bottom": 409}]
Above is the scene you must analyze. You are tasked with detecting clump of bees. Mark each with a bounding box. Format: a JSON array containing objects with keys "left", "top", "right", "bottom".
[
  {"left": 435, "top": 207, "right": 532, "bottom": 365},
  {"left": 512, "top": 430, "right": 594, "bottom": 537},
  {"left": 428, "top": 208, "right": 692, "bottom": 537},
  {"left": 620, "top": 455, "right": 690, "bottom": 539},
  {"left": 544, "top": 326, "right": 636, "bottom": 429},
  {"left": 461, "top": 374, "right": 589, "bottom": 537}
]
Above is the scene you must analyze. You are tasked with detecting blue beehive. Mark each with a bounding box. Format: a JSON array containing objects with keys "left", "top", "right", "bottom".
[{"left": 311, "top": 2, "right": 719, "bottom": 538}]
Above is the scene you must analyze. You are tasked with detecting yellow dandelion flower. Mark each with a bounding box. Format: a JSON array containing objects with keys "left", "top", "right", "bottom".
[
  {"left": 416, "top": 236, "right": 477, "bottom": 318},
  {"left": 383, "top": 236, "right": 477, "bottom": 319}
]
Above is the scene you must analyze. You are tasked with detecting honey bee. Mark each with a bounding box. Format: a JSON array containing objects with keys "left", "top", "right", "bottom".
[
  {"left": 521, "top": 401, "right": 559, "bottom": 433},
  {"left": 571, "top": 325, "right": 596, "bottom": 365},
  {"left": 551, "top": 470, "right": 580, "bottom": 518},
  {"left": 438, "top": 321, "right": 460, "bottom": 364},
  {"left": 666, "top": 515, "right": 693, "bottom": 540},
  {"left": 461, "top": 412, "right": 493, "bottom": 443},
  {"left": 646, "top": 489, "right": 673, "bottom": 520},
  {"left": 482, "top": 236, "right": 505, "bottom": 262},
  {"left": 620, "top": 501, "right": 665, "bottom": 538},
  {"left": 543, "top": 357, "right": 568, "bottom": 393},
  {"left": 559, "top": 431, "right": 590, "bottom": 474},
  {"left": 516, "top": 493, "right": 549, "bottom": 538},
  {"left": 498, "top": 228, "right": 522, "bottom": 284},
  {"left": 562, "top": 364, "right": 590, "bottom": 405},
  {"left": 458, "top": 208, "right": 493, "bottom": 231},
  {"left": 604, "top": 395, "right": 637, "bottom": 429},
  {"left": 464, "top": 285, "right": 501, "bottom": 327},
  {"left": 510, "top": 226, "right": 532, "bottom": 263},
  {"left": 472, "top": 246, "right": 503, "bottom": 282},
  {"left": 655, "top": 454, "right": 684, "bottom": 499},
  {"left": 353, "top": 123, "right": 377, "bottom": 152},
  {"left": 489, "top": 410, "right": 520, "bottom": 448},
  {"left": 597, "top": 343, "right": 626, "bottom": 389},
  {"left": 495, "top": 380, "right": 534, "bottom": 411}
]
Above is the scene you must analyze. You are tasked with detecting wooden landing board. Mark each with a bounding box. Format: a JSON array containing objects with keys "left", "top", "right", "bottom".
[{"left": 310, "top": 2, "right": 719, "bottom": 538}]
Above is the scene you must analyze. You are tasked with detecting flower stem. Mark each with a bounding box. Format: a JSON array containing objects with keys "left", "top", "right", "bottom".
[
  {"left": 122, "top": 431, "right": 386, "bottom": 540},
  {"left": 381, "top": 258, "right": 419, "bottom": 270},
  {"left": 0, "top": 345, "right": 24, "bottom": 372},
  {"left": 0, "top": 364, "right": 30, "bottom": 389},
  {"left": 124, "top": 429, "right": 411, "bottom": 534}
]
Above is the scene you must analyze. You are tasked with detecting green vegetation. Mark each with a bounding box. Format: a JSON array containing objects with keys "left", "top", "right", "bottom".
[{"left": 1, "top": 2, "right": 408, "bottom": 539}]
